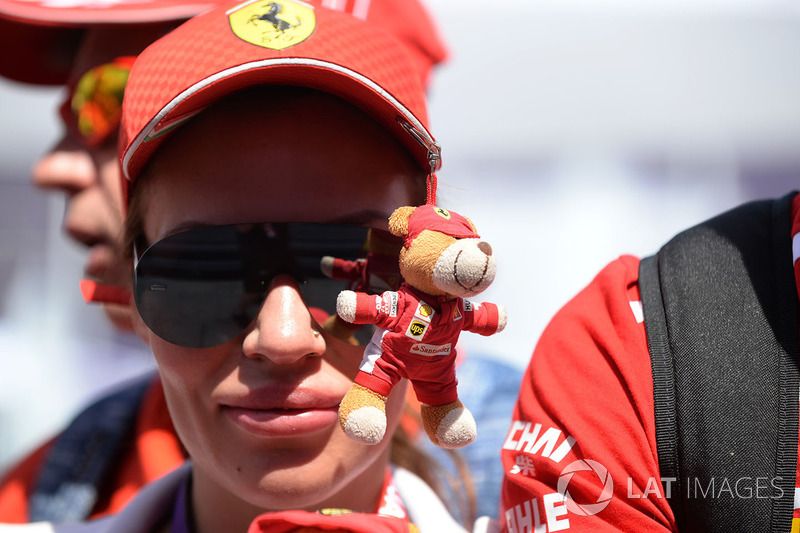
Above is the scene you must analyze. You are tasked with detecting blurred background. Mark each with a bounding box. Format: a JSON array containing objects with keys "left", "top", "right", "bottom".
[{"left": 1, "top": 0, "right": 799, "bottom": 471}]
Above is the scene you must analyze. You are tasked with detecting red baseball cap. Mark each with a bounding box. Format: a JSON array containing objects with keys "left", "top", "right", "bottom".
[
  {"left": 405, "top": 205, "right": 480, "bottom": 246},
  {"left": 120, "top": 0, "right": 442, "bottom": 187},
  {"left": 0, "top": 0, "right": 446, "bottom": 87},
  {"left": 0, "top": 0, "right": 221, "bottom": 85}
]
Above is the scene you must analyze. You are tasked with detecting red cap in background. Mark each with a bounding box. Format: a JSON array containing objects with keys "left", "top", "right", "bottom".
[{"left": 0, "top": 0, "right": 447, "bottom": 87}]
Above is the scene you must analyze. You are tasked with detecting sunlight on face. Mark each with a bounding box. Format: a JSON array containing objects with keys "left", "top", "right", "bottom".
[{"left": 132, "top": 87, "right": 425, "bottom": 525}]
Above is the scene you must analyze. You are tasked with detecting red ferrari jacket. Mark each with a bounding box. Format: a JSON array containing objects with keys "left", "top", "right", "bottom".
[
  {"left": 500, "top": 194, "right": 800, "bottom": 532},
  {"left": 350, "top": 284, "right": 503, "bottom": 405}
]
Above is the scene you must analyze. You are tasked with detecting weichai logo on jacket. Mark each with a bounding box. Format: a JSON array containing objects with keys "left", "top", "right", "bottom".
[{"left": 229, "top": 0, "right": 316, "bottom": 50}]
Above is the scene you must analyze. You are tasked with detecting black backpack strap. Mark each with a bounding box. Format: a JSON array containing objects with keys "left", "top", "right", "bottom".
[
  {"left": 29, "top": 372, "right": 155, "bottom": 522},
  {"left": 639, "top": 192, "right": 799, "bottom": 532},
  {"left": 639, "top": 254, "right": 684, "bottom": 524}
]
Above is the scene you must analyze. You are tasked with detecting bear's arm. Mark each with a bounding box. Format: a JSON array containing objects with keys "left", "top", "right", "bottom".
[
  {"left": 328, "top": 258, "right": 365, "bottom": 281},
  {"left": 346, "top": 290, "right": 404, "bottom": 328},
  {"left": 462, "top": 300, "right": 504, "bottom": 336}
]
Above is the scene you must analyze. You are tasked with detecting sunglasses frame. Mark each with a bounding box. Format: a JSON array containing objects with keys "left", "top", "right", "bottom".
[{"left": 133, "top": 222, "right": 402, "bottom": 349}]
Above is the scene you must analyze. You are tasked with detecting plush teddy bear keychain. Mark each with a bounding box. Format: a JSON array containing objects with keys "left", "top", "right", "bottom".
[
  {"left": 320, "top": 229, "right": 405, "bottom": 345},
  {"left": 335, "top": 173, "right": 507, "bottom": 449}
]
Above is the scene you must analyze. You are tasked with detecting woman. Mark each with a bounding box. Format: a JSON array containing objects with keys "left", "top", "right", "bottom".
[
  {"left": 4, "top": 1, "right": 482, "bottom": 531},
  {"left": 0, "top": 0, "right": 454, "bottom": 524},
  {"left": 123, "top": 85, "right": 453, "bottom": 532}
]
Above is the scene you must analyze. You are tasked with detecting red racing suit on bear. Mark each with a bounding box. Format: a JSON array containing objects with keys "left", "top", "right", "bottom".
[{"left": 347, "top": 283, "right": 503, "bottom": 406}]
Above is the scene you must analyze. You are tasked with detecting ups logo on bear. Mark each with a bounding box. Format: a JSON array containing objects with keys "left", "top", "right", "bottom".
[{"left": 405, "top": 320, "right": 428, "bottom": 340}]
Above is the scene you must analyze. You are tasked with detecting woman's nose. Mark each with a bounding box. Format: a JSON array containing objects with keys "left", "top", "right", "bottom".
[
  {"left": 241, "top": 275, "right": 325, "bottom": 364},
  {"left": 31, "top": 139, "right": 95, "bottom": 193}
]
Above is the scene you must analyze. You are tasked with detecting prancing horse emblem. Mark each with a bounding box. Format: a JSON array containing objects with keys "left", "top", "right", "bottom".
[
  {"left": 229, "top": 0, "right": 315, "bottom": 51},
  {"left": 249, "top": 2, "right": 301, "bottom": 33}
]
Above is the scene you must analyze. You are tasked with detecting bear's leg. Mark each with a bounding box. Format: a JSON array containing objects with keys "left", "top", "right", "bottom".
[
  {"left": 339, "top": 383, "right": 388, "bottom": 445},
  {"left": 421, "top": 400, "right": 477, "bottom": 449}
]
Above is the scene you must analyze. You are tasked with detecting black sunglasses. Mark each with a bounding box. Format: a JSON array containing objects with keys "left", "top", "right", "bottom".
[{"left": 134, "top": 223, "right": 403, "bottom": 349}]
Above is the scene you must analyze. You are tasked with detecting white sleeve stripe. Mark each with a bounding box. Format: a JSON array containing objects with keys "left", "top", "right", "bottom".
[
  {"left": 352, "top": 0, "right": 371, "bottom": 19},
  {"left": 629, "top": 300, "right": 644, "bottom": 324}
]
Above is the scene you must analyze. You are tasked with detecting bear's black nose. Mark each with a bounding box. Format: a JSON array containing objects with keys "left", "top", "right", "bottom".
[{"left": 478, "top": 241, "right": 493, "bottom": 256}]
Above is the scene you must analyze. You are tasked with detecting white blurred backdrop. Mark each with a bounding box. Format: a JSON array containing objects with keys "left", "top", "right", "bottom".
[{"left": 1, "top": 0, "right": 799, "bottom": 471}]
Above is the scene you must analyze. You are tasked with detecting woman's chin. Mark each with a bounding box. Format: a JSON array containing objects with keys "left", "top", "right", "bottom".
[{"left": 233, "top": 441, "right": 380, "bottom": 512}]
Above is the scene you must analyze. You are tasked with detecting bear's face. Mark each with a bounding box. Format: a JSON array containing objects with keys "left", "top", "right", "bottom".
[{"left": 390, "top": 205, "right": 496, "bottom": 298}]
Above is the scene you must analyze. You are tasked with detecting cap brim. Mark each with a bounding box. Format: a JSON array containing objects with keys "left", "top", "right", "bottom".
[
  {"left": 0, "top": 0, "right": 219, "bottom": 85},
  {"left": 0, "top": 17, "right": 81, "bottom": 84},
  {"left": 123, "top": 59, "right": 437, "bottom": 181},
  {"left": 0, "top": 0, "right": 216, "bottom": 26},
  {"left": 121, "top": 1, "right": 440, "bottom": 185}
]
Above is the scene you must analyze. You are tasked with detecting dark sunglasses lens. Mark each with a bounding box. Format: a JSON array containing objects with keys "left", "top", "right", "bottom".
[
  {"left": 135, "top": 225, "right": 268, "bottom": 348},
  {"left": 134, "top": 223, "right": 398, "bottom": 349}
]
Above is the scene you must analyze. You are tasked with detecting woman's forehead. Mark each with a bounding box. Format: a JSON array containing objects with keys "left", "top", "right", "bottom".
[
  {"left": 143, "top": 173, "right": 413, "bottom": 239},
  {"left": 138, "top": 87, "right": 423, "bottom": 241},
  {"left": 145, "top": 88, "right": 419, "bottom": 179}
]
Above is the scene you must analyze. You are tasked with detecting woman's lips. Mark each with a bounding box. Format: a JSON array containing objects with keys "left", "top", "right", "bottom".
[
  {"left": 221, "top": 387, "right": 344, "bottom": 437},
  {"left": 223, "top": 405, "right": 340, "bottom": 437}
]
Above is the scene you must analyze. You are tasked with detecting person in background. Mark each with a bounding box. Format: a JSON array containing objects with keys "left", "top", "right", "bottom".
[
  {"left": 498, "top": 195, "right": 800, "bottom": 528},
  {"left": 0, "top": 0, "right": 454, "bottom": 523}
]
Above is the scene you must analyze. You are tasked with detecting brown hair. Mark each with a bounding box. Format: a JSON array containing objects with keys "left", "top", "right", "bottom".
[
  {"left": 122, "top": 174, "right": 148, "bottom": 259},
  {"left": 391, "top": 405, "right": 477, "bottom": 526}
]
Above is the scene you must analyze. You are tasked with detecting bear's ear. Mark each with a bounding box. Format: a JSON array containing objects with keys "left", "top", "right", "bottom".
[{"left": 388, "top": 206, "right": 416, "bottom": 237}]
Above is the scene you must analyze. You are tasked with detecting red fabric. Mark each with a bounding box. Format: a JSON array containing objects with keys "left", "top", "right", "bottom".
[
  {"left": 499, "top": 255, "right": 674, "bottom": 531},
  {"left": 0, "top": 438, "right": 54, "bottom": 522},
  {"left": 120, "top": 0, "right": 436, "bottom": 185},
  {"left": 791, "top": 193, "right": 800, "bottom": 525},
  {"left": 248, "top": 510, "right": 410, "bottom": 533},
  {"left": 0, "top": 0, "right": 446, "bottom": 88},
  {"left": 0, "top": 0, "right": 224, "bottom": 86},
  {"left": 0, "top": 376, "right": 185, "bottom": 522},
  {"left": 248, "top": 466, "right": 413, "bottom": 533},
  {"left": 0, "top": 375, "right": 430, "bottom": 524},
  {"left": 351, "top": 284, "right": 502, "bottom": 405},
  {"left": 356, "top": 353, "right": 458, "bottom": 405},
  {"left": 93, "top": 376, "right": 185, "bottom": 518},
  {"left": 0, "top": 0, "right": 218, "bottom": 25},
  {"left": 328, "top": 256, "right": 403, "bottom": 294},
  {"left": 501, "top": 196, "right": 800, "bottom": 532},
  {"left": 405, "top": 206, "right": 479, "bottom": 246},
  {"left": 79, "top": 279, "right": 132, "bottom": 305},
  {"left": 329, "top": 258, "right": 364, "bottom": 282}
]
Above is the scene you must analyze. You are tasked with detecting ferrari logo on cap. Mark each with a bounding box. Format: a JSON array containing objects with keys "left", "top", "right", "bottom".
[
  {"left": 229, "top": 0, "right": 315, "bottom": 51},
  {"left": 434, "top": 207, "right": 451, "bottom": 220}
]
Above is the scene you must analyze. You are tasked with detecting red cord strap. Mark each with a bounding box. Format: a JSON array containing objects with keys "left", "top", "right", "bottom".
[{"left": 426, "top": 173, "right": 438, "bottom": 205}]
